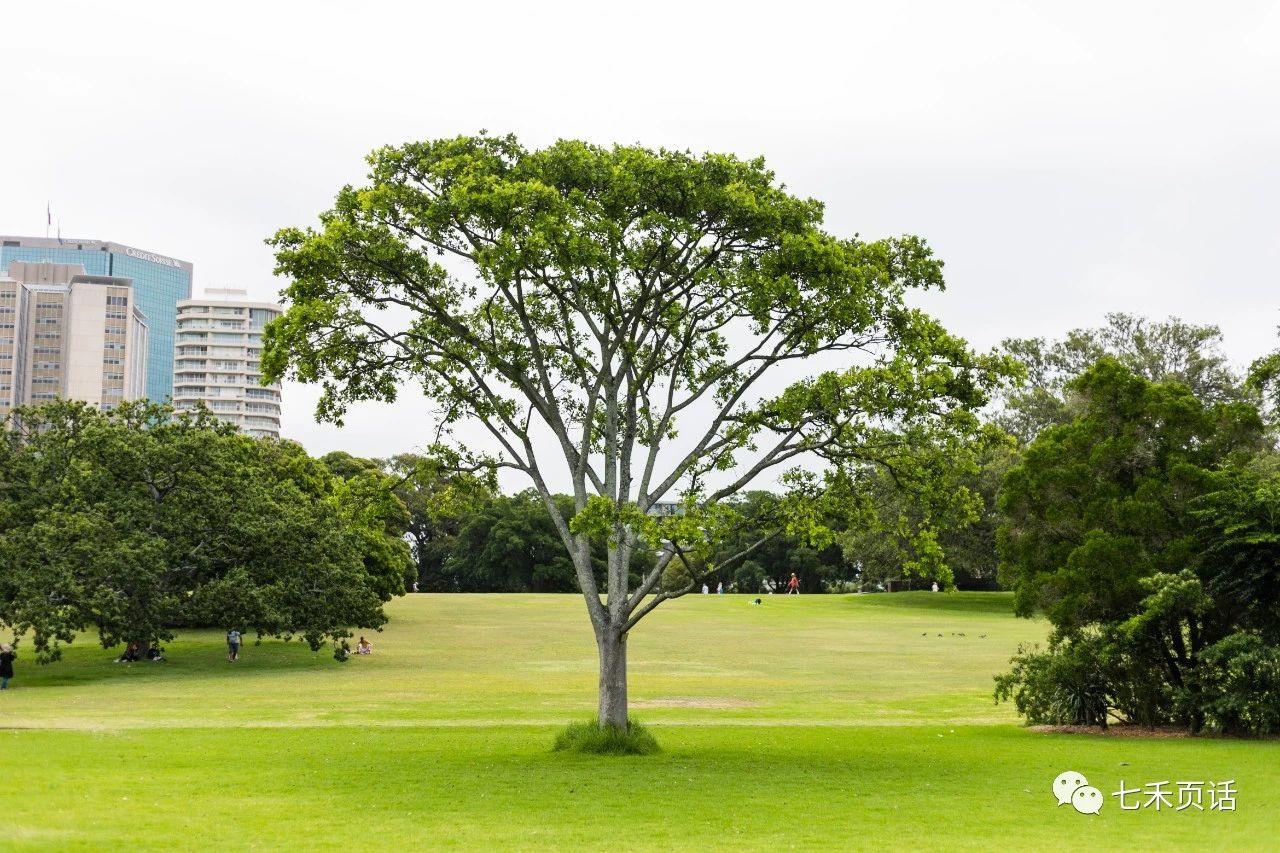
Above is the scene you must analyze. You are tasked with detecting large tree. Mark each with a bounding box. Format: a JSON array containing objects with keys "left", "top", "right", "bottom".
[
  {"left": 999, "top": 358, "right": 1262, "bottom": 627},
  {"left": 0, "top": 400, "right": 407, "bottom": 661},
  {"left": 264, "top": 133, "right": 1014, "bottom": 729},
  {"left": 995, "top": 359, "right": 1267, "bottom": 729}
]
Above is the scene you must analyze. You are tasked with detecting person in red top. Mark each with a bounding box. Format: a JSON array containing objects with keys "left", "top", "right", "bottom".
[{"left": 787, "top": 573, "right": 800, "bottom": 595}]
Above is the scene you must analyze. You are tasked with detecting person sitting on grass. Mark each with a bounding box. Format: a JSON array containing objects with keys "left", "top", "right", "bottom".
[
  {"left": 118, "top": 642, "right": 141, "bottom": 663},
  {"left": 355, "top": 637, "right": 373, "bottom": 655}
]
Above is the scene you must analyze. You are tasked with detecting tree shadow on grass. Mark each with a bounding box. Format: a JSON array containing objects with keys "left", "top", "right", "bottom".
[{"left": 17, "top": 634, "right": 347, "bottom": 689}]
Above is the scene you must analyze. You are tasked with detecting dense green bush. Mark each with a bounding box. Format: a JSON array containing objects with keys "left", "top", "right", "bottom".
[
  {"left": 1102, "top": 634, "right": 1177, "bottom": 728},
  {"left": 1194, "top": 633, "right": 1280, "bottom": 735},
  {"left": 994, "top": 634, "right": 1110, "bottom": 726}
]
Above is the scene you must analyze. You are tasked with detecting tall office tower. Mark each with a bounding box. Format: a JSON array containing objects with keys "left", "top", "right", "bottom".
[
  {"left": 0, "top": 261, "right": 149, "bottom": 417},
  {"left": 173, "top": 289, "right": 283, "bottom": 439},
  {"left": 0, "top": 236, "right": 193, "bottom": 403}
]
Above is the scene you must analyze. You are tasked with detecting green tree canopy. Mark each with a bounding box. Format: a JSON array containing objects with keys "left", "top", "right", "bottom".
[
  {"left": 445, "top": 491, "right": 581, "bottom": 592},
  {"left": 998, "top": 358, "right": 1263, "bottom": 628},
  {"left": 385, "top": 451, "right": 497, "bottom": 592},
  {"left": 841, "top": 440, "right": 1016, "bottom": 590},
  {"left": 265, "top": 132, "right": 1016, "bottom": 728},
  {"left": 0, "top": 400, "right": 410, "bottom": 661},
  {"left": 1195, "top": 454, "right": 1280, "bottom": 645},
  {"left": 994, "top": 359, "right": 1275, "bottom": 731},
  {"left": 998, "top": 313, "right": 1246, "bottom": 444}
]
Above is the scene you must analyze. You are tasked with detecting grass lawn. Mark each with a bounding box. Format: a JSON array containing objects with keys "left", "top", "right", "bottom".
[{"left": 1, "top": 593, "right": 1274, "bottom": 850}]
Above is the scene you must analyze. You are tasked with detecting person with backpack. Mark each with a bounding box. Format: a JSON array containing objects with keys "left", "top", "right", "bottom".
[{"left": 227, "top": 629, "right": 242, "bottom": 662}]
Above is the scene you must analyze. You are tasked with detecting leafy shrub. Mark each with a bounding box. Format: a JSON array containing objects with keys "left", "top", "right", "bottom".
[
  {"left": 1099, "top": 633, "right": 1176, "bottom": 728},
  {"left": 553, "top": 719, "right": 661, "bottom": 755},
  {"left": 994, "top": 633, "right": 1110, "bottom": 726},
  {"left": 1194, "top": 633, "right": 1280, "bottom": 735}
]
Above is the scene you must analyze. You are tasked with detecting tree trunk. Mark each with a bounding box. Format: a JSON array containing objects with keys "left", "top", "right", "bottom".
[{"left": 597, "top": 627, "right": 628, "bottom": 730}]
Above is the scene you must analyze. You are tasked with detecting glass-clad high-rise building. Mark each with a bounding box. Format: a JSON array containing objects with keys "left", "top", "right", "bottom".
[{"left": 0, "top": 236, "right": 192, "bottom": 403}]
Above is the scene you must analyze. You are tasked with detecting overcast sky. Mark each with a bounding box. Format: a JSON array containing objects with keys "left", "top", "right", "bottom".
[{"left": 5, "top": 1, "right": 1279, "bottom": 487}]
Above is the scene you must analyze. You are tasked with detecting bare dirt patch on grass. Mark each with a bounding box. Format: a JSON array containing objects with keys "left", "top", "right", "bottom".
[{"left": 1029, "top": 724, "right": 1192, "bottom": 738}]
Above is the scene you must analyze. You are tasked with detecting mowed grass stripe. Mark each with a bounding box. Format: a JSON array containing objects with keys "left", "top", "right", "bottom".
[{"left": 3, "top": 725, "right": 1273, "bottom": 851}]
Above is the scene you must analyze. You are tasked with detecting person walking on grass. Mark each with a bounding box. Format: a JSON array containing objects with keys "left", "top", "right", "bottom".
[
  {"left": 0, "top": 643, "right": 15, "bottom": 689},
  {"left": 227, "top": 629, "right": 241, "bottom": 662},
  {"left": 788, "top": 573, "right": 800, "bottom": 595}
]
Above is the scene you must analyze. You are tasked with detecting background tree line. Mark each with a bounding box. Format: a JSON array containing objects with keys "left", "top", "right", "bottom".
[{"left": 322, "top": 312, "right": 1280, "bottom": 615}]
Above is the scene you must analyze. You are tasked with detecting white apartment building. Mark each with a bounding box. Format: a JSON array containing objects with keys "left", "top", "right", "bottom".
[
  {"left": 172, "top": 289, "right": 282, "bottom": 439},
  {"left": 0, "top": 261, "right": 149, "bottom": 416}
]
